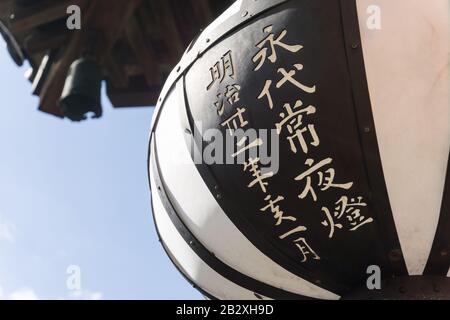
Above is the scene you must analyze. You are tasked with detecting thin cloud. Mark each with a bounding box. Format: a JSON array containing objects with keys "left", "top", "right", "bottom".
[
  {"left": 7, "top": 288, "right": 38, "bottom": 300},
  {"left": 69, "top": 289, "right": 103, "bottom": 300},
  {"left": 0, "top": 287, "right": 103, "bottom": 300},
  {"left": 0, "top": 218, "right": 16, "bottom": 243},
  {"left": 9, "top": 288, "right": 38, "bottom": 300}
]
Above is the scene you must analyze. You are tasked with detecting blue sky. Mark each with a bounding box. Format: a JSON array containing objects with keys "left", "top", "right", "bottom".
[{"left": 0, "top": 39, "right": 200, "bottom": 300}]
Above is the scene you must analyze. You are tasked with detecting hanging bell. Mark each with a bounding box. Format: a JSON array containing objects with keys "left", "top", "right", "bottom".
[{"left": 59, "top": 57, "right": 103, "bottom": 121}]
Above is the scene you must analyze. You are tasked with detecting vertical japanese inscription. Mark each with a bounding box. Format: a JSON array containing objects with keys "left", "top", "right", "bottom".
[
  {"left": 250, "top": 24, "right": 374, "bottom": 250},
  {"left": 203, "top": 23, "right": 374, "bottom": 264},
  {"left": 251, "top": 25, "right": 320, "bottom": 261}
]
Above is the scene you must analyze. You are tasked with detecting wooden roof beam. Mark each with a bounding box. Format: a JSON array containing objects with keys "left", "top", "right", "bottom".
[
  {"left": 24, "top": 32, "right": 69, "bottom": 54},
  {"left": 194, "top": 0, "right": 213, "bottom": 25},
  {"left": 8, "top": 0, "right": 83, "bottom": 34},
  {"left": 149, "top": 0, "right": 184, "bottom": 62},
  {"left": 125, "top": 15, "right": 159, "bottom": 87},
  {"left": 0, "top": 0, "right": 14, "bottom": 15},
  {"left": 38, "top": 0, "right": 142, "bottom": 116},
  {"left": 90, "top": 0, "right": 142, "bottom": 62},
  {"left": 104, "top": 55, "right": 129, "bottom": 89},
  {"left": 38, "top": 0, "right": 95, "bottom": 117}
]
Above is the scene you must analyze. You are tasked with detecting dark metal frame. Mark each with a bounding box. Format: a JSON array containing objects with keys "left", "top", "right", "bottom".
[
  {"left": 343, "top": 275, "right": 450, "bottom": 300},
  {"left": 338, "top": 0, "right": 408, "bottom": 277},
  {"left": 424, "top": 152, "right": 450, "bottom": 275}
]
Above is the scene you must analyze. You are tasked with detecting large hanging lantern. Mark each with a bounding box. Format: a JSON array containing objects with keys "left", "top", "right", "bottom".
[{"left": 148, "top": 0, "right": 449, "bottom": 299}]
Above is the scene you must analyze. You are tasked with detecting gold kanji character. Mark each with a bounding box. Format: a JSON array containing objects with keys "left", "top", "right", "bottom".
[
  {"left": 260, "top": 195, "right": 297, "bottom": 226},
  {"left": 231, "top": 136, "right": 263, "bottom": 158},
  {"left": 321, "top": 207, "right": 343, "bottom": 239},
  {"left": 213, "top": 84, "right": 241, "bottom": 116},
  {"left": 277, "top": 64, "right": 316, "bottom": 94},
  {"left": 321, "top": 196, "right": 373, "bottom": 238},
  {"left": 295, "top": 158, "right": 354, "bottom": 202},
  {"left": 279, "top": 225, "right": 307, "bottom": 240},
  {"left": 221, "top": 107, "right": 248, "bottom": 135},
  {"left": 257, "top": 80, "right": 274, "bottom": 110},
  {"left": 257, "top": 63, "right": 316, "bottom": 110},
  {"left": 292, "top": 238, "right": 321, "bottom": 262},
  {"left": 275, "top": 100, "right": 319, "bottom": 154},
  {"left": 252, "top": 25, "right": 303, "bottom": 71},
  {"left": 336, "top": 196, "right": 372, "bottom": 231},
  {"left": 243, "top": 157, "right": 273, "bottom": 193},
  {"left": 225, "top": 84, "right": 241, "bottom": 104},
  {"left": 207, "top": 50, "right": 235, "bottom": 90}
]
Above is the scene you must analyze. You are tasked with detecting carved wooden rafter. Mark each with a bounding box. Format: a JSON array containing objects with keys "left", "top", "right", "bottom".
[
  {"left": 0, "top": 0, "right": 222, "bottom": 118},
  {"left": 8, "top": 0, "right": 83, "bottom": 34},
  {"left": 38, "top": 0, "right": 143, "bottom": 116}
]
